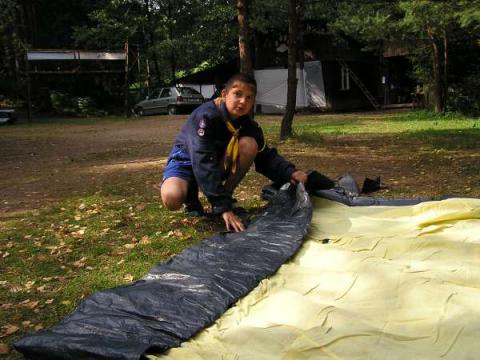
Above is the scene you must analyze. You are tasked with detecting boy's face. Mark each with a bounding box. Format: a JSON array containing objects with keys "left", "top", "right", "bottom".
[{"left": 222, "top": 81, "right": 256, "bottom": 119}]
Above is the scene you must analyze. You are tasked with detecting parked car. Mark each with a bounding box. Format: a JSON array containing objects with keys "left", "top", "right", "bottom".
[
  {"left": 134, "top": 87, "right": 204, "bottom": 116},
  {"left": 0, "top": 109, "right": 17, "bottom": 125}
]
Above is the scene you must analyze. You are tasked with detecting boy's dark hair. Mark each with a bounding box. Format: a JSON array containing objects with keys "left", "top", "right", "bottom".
[{"left": 225, "top": 73, "right": 257, "bottom": 94}]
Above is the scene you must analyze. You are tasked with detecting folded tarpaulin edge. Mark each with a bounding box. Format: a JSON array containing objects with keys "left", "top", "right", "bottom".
[
  {"left": 14, "top": 183, "right": 312, "bottom": 360},
  {"left": 313, "top": 188, "right": 458, "bottom": 206}
]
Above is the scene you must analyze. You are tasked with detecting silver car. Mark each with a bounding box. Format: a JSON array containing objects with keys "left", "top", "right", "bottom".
[
  {"left": 134, "top": 86, "right": 204, "bottom": 116},
  {"left": 0, "top": 109, "right": 17, "bottom": 125}
]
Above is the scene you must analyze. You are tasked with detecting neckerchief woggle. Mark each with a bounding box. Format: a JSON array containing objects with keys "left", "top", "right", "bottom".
[{"left": 215, "top": 97, "right": 240, "bottom": 174}]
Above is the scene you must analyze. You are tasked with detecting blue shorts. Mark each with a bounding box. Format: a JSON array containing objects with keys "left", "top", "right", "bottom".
[{"left": 163, "top": 145, "right": 195, "bottom": 183}]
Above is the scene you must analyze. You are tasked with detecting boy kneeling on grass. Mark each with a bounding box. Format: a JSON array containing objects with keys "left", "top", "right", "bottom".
[{"left": 160, "top": 73, "right": 308, "bottom": 232}]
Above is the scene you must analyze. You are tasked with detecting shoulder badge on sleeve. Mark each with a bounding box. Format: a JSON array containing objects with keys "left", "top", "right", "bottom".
[{"left": 197, "top": 118, "right": 208, "bottom": 136}]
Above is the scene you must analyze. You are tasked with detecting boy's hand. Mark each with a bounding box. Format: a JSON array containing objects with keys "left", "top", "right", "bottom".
[
  {"left": 290, "top": 170, "right": 308, "bottom": 185},
  {"left": 222, "top": 211, "right": 245, "bottom": 232}
]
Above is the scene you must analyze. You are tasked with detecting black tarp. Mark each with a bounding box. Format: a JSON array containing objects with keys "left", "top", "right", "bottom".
[{"left": 14, "top": 184, "right": 312, "bottom": 360}]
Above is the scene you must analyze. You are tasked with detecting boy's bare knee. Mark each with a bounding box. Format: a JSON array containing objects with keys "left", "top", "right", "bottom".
[
  {"left": 239, "top": 137, "right": 258, "bottom": 159},
  {"left": 160, "top": 181, "right": 187, "bottom": 210},
  {"left": 161, "top": 190, "right": 183, "bottom": 210}
]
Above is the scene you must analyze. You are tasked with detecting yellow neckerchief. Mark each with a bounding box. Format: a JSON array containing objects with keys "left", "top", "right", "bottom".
[{"left": 215, "top": 97, "right": 240, "bottom": 174}]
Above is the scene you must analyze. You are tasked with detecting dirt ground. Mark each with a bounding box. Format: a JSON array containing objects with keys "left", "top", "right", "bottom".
[{"left": 1, "top": 112, "right": 479, "bottom": 219}]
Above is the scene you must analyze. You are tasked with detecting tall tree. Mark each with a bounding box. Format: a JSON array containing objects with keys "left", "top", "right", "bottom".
[
  {"left": 237, "top": 0, "right": 252, "bottom": 74},
  {"left": 398, "top": 0, "right": 457, "bottom": 112},
  {"left": 280, "top": 0, "right": 298, "bottom": 139}
]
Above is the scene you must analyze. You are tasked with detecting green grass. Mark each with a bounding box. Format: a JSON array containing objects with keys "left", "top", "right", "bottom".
[
  {"left": 260, "top": 110, "right": 479, "bottom": 135},
  {"left": 259, "top": 110, "right": 480, "bottom": 150}
]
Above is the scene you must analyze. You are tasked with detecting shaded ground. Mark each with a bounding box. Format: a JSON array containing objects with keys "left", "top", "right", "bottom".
[{"left": 1, "top": 111, "right": 479, "bottom": 219}]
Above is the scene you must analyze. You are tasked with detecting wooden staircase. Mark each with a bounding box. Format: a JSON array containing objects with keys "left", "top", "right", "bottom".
[{"left": 337, "top": 59, "right": 382, "bottom": 110}]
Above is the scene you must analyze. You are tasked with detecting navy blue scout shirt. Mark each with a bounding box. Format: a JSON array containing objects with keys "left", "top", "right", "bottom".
[{"left": 171, "top": 100, "right": 297, "bottom": 214}]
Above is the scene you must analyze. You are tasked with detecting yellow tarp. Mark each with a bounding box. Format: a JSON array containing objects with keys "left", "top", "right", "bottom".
[{"left": 151, "top": 197, "right": 480, "bottom": 360}]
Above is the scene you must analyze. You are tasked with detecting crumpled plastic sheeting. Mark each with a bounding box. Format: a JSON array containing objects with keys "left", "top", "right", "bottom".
[
  {"left": 152, "top": 197, "right": 480, "bottom": 360},
  {"left": 14, "top": 184, "right": 312, "bottom": 360}
]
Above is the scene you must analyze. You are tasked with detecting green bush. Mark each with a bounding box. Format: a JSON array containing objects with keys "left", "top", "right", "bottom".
[
  {"left": 74, "top": 97, "right": 107, "bottom": 117},
  {"left": 49, "top": 91, "right": 107, "bottom": 117},
  {"left": 447, "top": 77, "right": 480, "bottom": 116},
  {"left": 50, "top": 91, "right": 76, "bottom": 115}
]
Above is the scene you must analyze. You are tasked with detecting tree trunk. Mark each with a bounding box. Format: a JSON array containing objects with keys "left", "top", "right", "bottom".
[
  {"left": 124, "top": 40, "right": 129, "bottom": 118},
  {"left": 237, "top": 0, "right": 252, "bottom": 74},
  {"left": 280, "top": 0, "right": 298, "bottom": 140},
  {"left": 168, "top": 0, "right": 176, "bottom": 85},
  {"left": 144, "top": 0, "right": 161, "bottom": 86},
  {"left": 443, "top": 29, "right": 448, "bottom": 109},
  {"left": 427, "top": 28, "right": 444, "bottom": 113},
  {"left": 431, "top": 42, "right": 444, "bottom": 113}
]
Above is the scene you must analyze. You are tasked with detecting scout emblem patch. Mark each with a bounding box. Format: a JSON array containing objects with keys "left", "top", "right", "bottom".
[{"left": 197, "top": 128, "right": 205, "bottom": 137}]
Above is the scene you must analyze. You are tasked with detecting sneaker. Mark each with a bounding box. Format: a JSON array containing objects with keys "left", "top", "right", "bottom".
[
  {"left": 184, "top": 184, "right": 205, "bottom": 216},
  {"left": 184, "top": 198, "right": 205, "bottom": 217}
]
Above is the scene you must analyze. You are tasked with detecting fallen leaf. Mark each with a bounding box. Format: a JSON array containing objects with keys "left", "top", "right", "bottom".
[
  {"left": 2, "top": 252, "right": 10, "bottom": 258},
  {"left": 112, "top": 252, "right": 126, "bottom": 257},
  {"left": 116, "top": 259, "right": 125, "bottom": 265},
  {"left": 0, "top": 324, "right": 19, "bottom": 338},
  {"left": 0, "top": 343, "right": 9, "bottom": 355},
  {"left": 123, "top": 243, "right": 136, "bottom": 249},
  {"left": 173, "top": 229, "right": 183, "bottom": 237},
  {"left": 8, "top": 285, "right": 21, "bottom": 293},
  {"left": 181, "top": 233, "right": 193, "bottom": 241},
  {"left": 36, "top": 285, "right": 47, "bottom": 292},
  {"left": 34, "top": 324, "right": 44, "bottom": 331},
  {"left": 22, "top": 320, "right": 32, "bottom": 327},
  {"left": 45, "top": 299, "right": 54, "bottom": 304},
  {"left": 124, "top": 274, "right": 134, "bottom": 282},
  {"left": 139, "top": 236, "right": 151, "bottom": 245},
  {"left": 61, "top": 300, "right": 71, "bottom": 306},
  {"left": 135, "top": 203, "right": 146, "bottom": 211},
  {"left": 19, "top": 300, "right": 39, "bottom": 310},
  {"left": 166, "top": 229, "right": 183, "bottom": 238},
  {"left": 72, "top": 257, "right": 87, "bottom": 268},
  {"left": 25, "top": 280, "right": 35, "bottom": 289}
]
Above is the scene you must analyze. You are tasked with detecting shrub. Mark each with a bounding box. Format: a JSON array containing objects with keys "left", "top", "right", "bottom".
[
  {"left": 447, "top": 77, "right": 480, "bottom": 116},
  {"left": 50, "top": 92, "right": 107, "bottom": 117}
]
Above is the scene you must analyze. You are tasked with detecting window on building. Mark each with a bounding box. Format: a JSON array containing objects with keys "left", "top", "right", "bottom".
[{"left": 340, "top": 65, "right": 350, "bottom": 91}]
